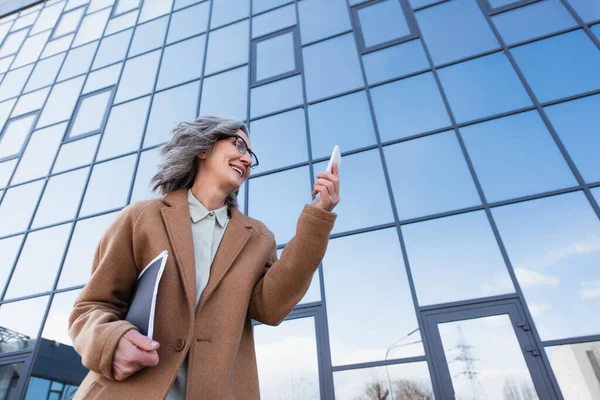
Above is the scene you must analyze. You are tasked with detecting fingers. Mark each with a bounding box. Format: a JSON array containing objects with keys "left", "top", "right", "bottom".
[
  {"left": 136, "top": 349, "right": 160, "bottom": 367},
  {"left": 316, "top": 164, "right": 340, "bottom": 194},
  {"left": 125, "top": 330, "right": 159, "bottom": 351}
]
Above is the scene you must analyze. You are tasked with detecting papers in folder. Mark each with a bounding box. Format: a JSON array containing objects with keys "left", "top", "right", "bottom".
[{"left": 125, "top": 250, "right": 168, "bottom": 339}]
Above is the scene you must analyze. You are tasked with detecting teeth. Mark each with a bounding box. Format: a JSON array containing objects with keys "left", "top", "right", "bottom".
[{"left": 230, "top": 166, "right": 243, "bottom": 176}]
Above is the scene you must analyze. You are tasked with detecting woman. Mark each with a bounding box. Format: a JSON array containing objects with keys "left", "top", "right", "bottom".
[{"left": 68, "top": 116, "right": 340, "bottom": 399}]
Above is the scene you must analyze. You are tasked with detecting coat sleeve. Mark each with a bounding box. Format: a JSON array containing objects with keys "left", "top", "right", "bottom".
[
  {"left": 248, "top": 205, "right": 336, "bottom": 326},
  {"left": 68, "top": 204, "right": 142, "bottom": 380}
]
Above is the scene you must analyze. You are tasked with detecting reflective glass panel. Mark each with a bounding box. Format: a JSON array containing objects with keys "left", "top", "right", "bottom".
[
  {"left": 200, "top": 66, "right": 247, "bottom": 121},
  {"left": 138, "top": 0, "right": 173, "bottom": 23},
  {"left": 204, "top": 20, "right": 249, "bottom": 75},
  {"left": 92, "top": 28, "right": 132, "bottom": 70},
  {"left": 298, "top": 0, "right": 351, "bottom": 44},
  {"left": 0, "top": 56, "right": 12, "bottom": 74},
  {"left": 0, "top": 159, "right": 17, "bottom": 188},
  {"left": 58, "top": 41, "right": 98, "bottom": 81},
  {"left": 12, "top": 87, "right": 50, "bottom": 117},
  {"left": 145, "top": 81, "right": 200, "bottom": 147},
  {"left": 98, "top": 96, "right": 150, "bottom": 159},
  {"left": 12, "top": 123, "right": 65, "bottom": 184},
  {"left": 79, "top": 154, "right": 136, "bottom": 216},
  {"left": 37, "top": 76, "right": 86, "bottom": 128},
  {"left": 167, "top": 2, "right": 209, "bottom": 44},
  {"left": 0, "top": 64, "right": 33, "bottom": 101},
  {"left": 363, "top": 39, "right": 429, "bottom": 85},
  {"left": 492, "top": 191, "right": 600, "bottom": 340},
  {"left": 385, "top": 131, "right": 480, "bottom": 220},
  {"left": 371, "top": 72, "right": 450, "bottom": 142},
  {"left": 114, "top": 0, "right": 140, "bottom": 14},
  {"left": 52, "top": 135, "right": 99, "bottom": 173},
  {"left": 12, "top": 11, "right": 38, "bottom": 31},
  {"left": 211, "top": 0, "right": 249, "bottom": 29},
  {"left": 12, "top": 30, "right": 51, "bottom": 69},
  {"left": 130, "top": 148, "right": 161, "bottom": 203},
  {"left": 546, "top": 341, "right": 600, "bottom": 400},
  {"left": 0, "top": 235, "right": 23, "bottom": 294},
  {"left": 593, "top": 24, "right": 600, "bottom": 41},
  {"left": 0, "top": 28, "right": 28, "bottom": 58},
  {"left": 566, "top": 0, "right": 600, "bottom": 22},
  {"left": 105, "top": 9, "right": 138, "bottom": 35},
  {"left": 303, "top": 34, "right": 363, "bottom": 102},
  {"left": 114, "top": 50, "right": 161, "bottom": 103},
  {"left": 255, "top": 31, "right": 296, "bottom": 82},
  {"left": 0, "top": 99, "right": 16, "bottom": 132},
  {"left": 357, "top": 0, "right": 410, "bottom": 48},
  {"left": 252, "top": 4, "right": 295, "bottom": 39},
  {"left": 323, "top": 229, "right": 424, "bottom": 365},
  {"left": 438, "top": 52, "right": 532, "bottom": 123},
  {"left": 0, "top": 296, "right": 48, "bottom": 354},
  {"left": 511, "top": 30, "right": 600, "bottom": 103},
  {"left": 0, "top": 113, "right": 36, "bottom": 159},
  {"left": 4, "top": 223, "right": 71, "bottom": 299},
  {"left": 253, "top": 0, "right": 291, "bottom": 14},
  {"left": 69, "top": 89, "right": 112, "bottom": 138},
  {"left": 41, "top": 34, "right": 74, "bottom": 58},
  {"left": 250, "top": 74, "right": 302, "bottom": 118},
  {"left": 416, "top": 0, "right": 499, "bottom": 65},
  {"left": 72, "top": 8, "right": 110, "bottom": 47},
  {"left": 83, "top": 62, "right": 122, "bottom": 93},
  {"left": 174, "top": 0, "right": 205, "bottom": 9},
  {"left": 544, "top": 94, "right": 600, "bottom": 183},
  {"left": 128, "top": 16, "right": 168, "bottom": 57},
  {"left": 156, "top": 35, "right": 206, "bottom": 90},
  {"left": 24, "top": 53, "right": 65, "bottom": 93}
]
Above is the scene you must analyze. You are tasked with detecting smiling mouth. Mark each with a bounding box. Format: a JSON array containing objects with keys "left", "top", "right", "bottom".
[{"left": 230, "top": 165, "right": 243, "bottom": 176}]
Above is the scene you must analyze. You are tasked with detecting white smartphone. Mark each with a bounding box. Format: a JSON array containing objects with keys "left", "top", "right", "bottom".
[{"left": 326, "top": 145, "right": 341, "bottom": 173}]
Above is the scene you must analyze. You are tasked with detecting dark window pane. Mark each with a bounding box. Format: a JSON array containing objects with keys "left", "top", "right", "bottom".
[
  {"left": 303, "top": 34, "right": 363, "bottom": 102},
  {"left": 439, "top": 52, "right": 532, "bottom": 123},
  {"left": 69, "top": 89, "right": 113, "bottom": 138},
  {"left": 298, "top": 0, "right": 351, "bottom": 44},
  {"left": 145, "top": 81, "right": 200, "bottom": 147},
  {"left": 566, "top": 0, "right": 600, "bottom": 22},
  {"left": 200, "top": 66, "right": 247, "bottom": 121},
  {"left": 462, "top": 111, "right": 577, "bottom": 202},
  {"left": 114, "top": 50, "right": 161, "bottom": 103},
  {"left": 0, "top": 235, "right": 23, "bottom": 295},
  {"left": 511, "top": 30, "right": 600, "bottom": 103},
  {"left": 157, "top": 35, "right": 206, "bottom": 90},
  {"left": 211, "top": 0, "right": 250, "bottom": 29},
  {"left": 33, "top": 168, "right": 88, "bottom": 228},
  {"left": 0, "top": 296, "right": 48, "bottom": 354},
  {"left": 371, "top": 72, "right": 451, "bottom": 142},
  {"left": 37, "top": 76, "right": 86, "bottom": 128},
  {"left": 252, "top": 4, "right": 295, "bottom": 39},
  {"left": 253, "top": 0, "right": 291, "bottom": 14},
  {"left": 0, "top": 113, "right": 36, "bottom": 159},
  {"left": 308, "top": 91, "right": 376, "bottom": 159},
  {"left": 249, "top": 108, "right": 307, "bottom": 173},
  {"left": 363, "top": 39, "right": 429, "bottom": 85},
  {"left": 546, "top": 341, "right": 600, "bottom": 400},
  {"left": 24, "top": 53, "right": 65, "bottom": 93},
  {"left": 403, "top": 210, "right": 514, "bottom": 306},
  {"left": 12, "top": 123, "right": 65, "bottom": 185},
  {"left": 0, "top": 64, "right": 33, "bottom": 101},
  {"left": 128, "top": 16, "right": 168, "bottom": 57},
  {"left": 385, "top": 131, "right": 480, "bottom": 220},
  {"left": 492, "top": 191, "right": 600, "bottom": 340},
  {"left": 205, "top": 20, "right": 249, "bottom": 75},
  {"left": 492, "top": 0, "right": 577, "bottom": 45},
  {"left": 167, "top": 2, "right": 209, "bottom": 44},
  {"left": 357, "top": 0, "right": 410, "bottom": 48},
  {"left": 130, "top": 148, "right": 162, "bottom": 203},
  {"left": 416, "top": 0, "right": 499, "bottom": 65},
  {"left": 250, "top": 74, "right": 302, "bottom": 118},
  {"left": 92, "top": 28, "right": 133, "bottom": 70},
  {"left": 58, "top": 41, "right": 98, "bottom": 82},
  {"left": 256, "top": 31, "right": 296, "bottom": 82},
  {"left": 544, "top": 94, "right": 600, "bottom": 183},
  {"left": 323, "top": 229, "right": 424, "bottom": 365},
  {"left": 53, "top": 135, "right": 100, "bottom": 174}
]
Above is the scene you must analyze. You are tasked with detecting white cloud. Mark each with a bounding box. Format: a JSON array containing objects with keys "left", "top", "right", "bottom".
[
  {"left": 580, "top": 281, "right": 600, "bottom": 299},
  {"left": 519, "top": 236, "right": 600, "bottom": 271},
  {"left": 480, "top": 274, "right": 514, "bottom": 296},
  {"left": 514, "top": 268, "right": 559, "bottom": 287},
  {"left": 528, "top": 303, "right": 549, "bottom": 317}
]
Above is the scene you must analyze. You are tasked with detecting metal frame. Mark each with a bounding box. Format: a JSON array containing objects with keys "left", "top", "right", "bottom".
[
  {"left": 110, "top": 0, "right": 142, "bottom": 18},
  {"left": 0, "top": 110, "right": 40, "bottom": 164},
  {"left": 63, "top": 85, "right": 115, "bottom": 142},
  {"left": 480, "top": 0, "right": 542, "bottom": 16},
  {"left": 250, "top": 26, "right": 301, "bottom": 87},
  {"left": 49, "top": 4, "right": 87, "bottom": 41},
  {"left": 0, "top": 351, "right": 32, "bottom": 398}
]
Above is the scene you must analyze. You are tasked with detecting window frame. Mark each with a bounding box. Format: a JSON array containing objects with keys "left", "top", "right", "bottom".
[
  {"left": 63, "top": 85, "right": 115, "bottom": 143},
  {"left": 251, "top": 25, "right": 302, "bottom": 87}
]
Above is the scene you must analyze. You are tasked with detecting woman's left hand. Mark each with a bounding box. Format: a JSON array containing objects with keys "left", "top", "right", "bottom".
[{"left": 311, "top": 163, "right": 340, "bottom": 212}]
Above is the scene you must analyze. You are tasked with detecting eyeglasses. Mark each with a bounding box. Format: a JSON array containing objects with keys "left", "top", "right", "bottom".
[{"left": 221, "top": 134, "right": 259, "bottom": 169}]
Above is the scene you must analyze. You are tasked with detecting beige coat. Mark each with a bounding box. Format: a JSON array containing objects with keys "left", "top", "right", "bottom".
[{"left": 69, "top": 189, "right": 336, "bottom": 399}]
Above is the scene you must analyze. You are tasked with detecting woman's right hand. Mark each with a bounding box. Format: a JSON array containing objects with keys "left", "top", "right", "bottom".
[{"left": 112, "top": 329, "right": 160, "bottom": 381}]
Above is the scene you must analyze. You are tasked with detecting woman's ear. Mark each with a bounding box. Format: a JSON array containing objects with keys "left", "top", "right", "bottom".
[{"left": 197, "top": 152, "right": 207, "bottom": 160}]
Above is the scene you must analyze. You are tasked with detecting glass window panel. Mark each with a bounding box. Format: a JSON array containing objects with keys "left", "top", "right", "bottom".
[
  {"left": 492, "top": 0, "right": 577, "bottom": 45},
  {"left": 488, "top": 0, "right": 521, "bottom": 7},
  {"left": 512, "top": 30, "right": 600, "bottom": 103},
  {"left": 200, "top": 66, "right": 247, "bottom": 121},
  {"left": 248, "top": 166, "right": 310, "bottom": 244},
  {"left": 92, "top": 28, "right": 132, "bottom": 70},
  {"left": 12, "top": 30, "right": 51, "bottom": 69},
  {"left": 0, "top": 56, "right": 13, "bottom": 74},
  {"left": 128, "top": 16, "right": 168, "bottom": 57},
  {"left": 33, "top": 168, "right": 88, "bottom": 228},
  {"left": 0, "top": 159, "right": 17, "bottom": 188},
  {"left": 0, "top": 180, "right": 44, "bottom": 236},
  {"left": 37, "top": 76, "right": 86, "bottom": 128},
  {"left": 253, "top": 0, "right": 291, "bottom": 14},
  {"left": 65, "top": 0, "right": 90, "bottom": 11},
  {"left": 0, "top": 296, "right": 48, "bottom": 354},
  {"left": 298, "top": 0, "right": 351, "bottom": 44},
  {"left": 545, "top": 94, "right": 600, "bottom": 184},
  {"left": 0, "top": 23, "right": 10, "bottom": 45},
  {"left": 0, "top": 113, "right": 36, "bottom": 159},
  {"left": 204, "top": 20, "right": 249, "bottom": 75},
  {"left": 4, "top": 223, "right": 71, "bottom": 299},
  {"left": 492, "top": 191, "right": 600, "bottom": 340},
  {"left": 303, "top": 34, "right": 363, "bottom": 102},
  {"left": 0, "top": 64, "right": 34, "bottom": 101},
  {"left": 12, "top": 87, "right": 50, "bottom": 117},
  {"left": 114, "top": 50, "right": 161, "bottom": 103},
  {"left": 546, "top": 341, "right": 600, "bottom": 400},
  {"left": 114, "top": 0, "right": 140, "bottom": 15},
  {"left": 52, "top": 134, "right": 99, "bottom": 173},
  {"left": 566, "top": 0, "right": 600, "bottom": 22},
  {"left": 53, "top": 6, "right": 84, "bottom": 38},
  {"left": 593, "top": 187, "right": 600, "bottom": 205},
  {"left": 83, "top": 62, "right": 122, "bottom": 93},
  {"left": 252, "top": 4, "right": 295, "bottom": 39},
  {"left": 0, "top": 235, "right": 24, "bottom": 293},
  {"left": 333, "top": 362, "right": 434, "bottom": 400},
  {"left": 249, "top": 108, "right": 307, "bottom": 173},
  {"left": 314, "top": 150, "right": 394, "bottom": 234},
  {"left": 0, "top": 99, "right": 16, "bottom": 132},
  {"left": 308, "top": 91, "right": 376, "bottom": 160},
  {"left": 104, "top": 9, "right": 138, "bottom": 35},
  {"left": 404, "top": 211, "right": 515, "bottom": 306},
  {"left": 25, "top": 53, "right": 65, "bottom": 94},
  {"left": 12, "top": 123, "right": 66, "bottom": 184},
  {"left": 462, "top": 111, "right": 577, "bottom": 202},
  {"left": 416, "top": 0, "right": 499, "bottom": 65},
  {"left": 80, "top": 154, "right": 136, "bottom": 216},
  {"left": 250, "top": 74, "right": 302, "bottom": 118},
  {"left": 156, "top": 35, "right": 206, "bottom": 90},
  {"left": 31, "top": 3, "right": 64, "bottom": 35},
  {"left": 72, "top": 7, "right": 110, "bottom": 46},
  {"left": 68, "top": 89, "right": 112, "bottom": 139},
  {"left": 98, "top": 96, "right": 150, "bottom": 159},
  {"left": 58, "top": 212, "right": 117, "bottom": 288},
  {"left": 0, "top": 28, "right": 28, "bottom": 58},
  {"left": 371, "top": 72, "right": 450, "bottom": 142},
  {"left": 211, "top": 0, "right": 249, "bottom": 29},
  {"left": 41, "top": 33, "right": 74, "bottom": 58},
  {"left": 138, "top": 0, "right": 173, "bottom": 23},
  {"left": 130, "top": 148, "right": 161, "bottom": 203},
  {"left": 363, "top": 39, "right": 429, "bottom": 85},
  {"left": 144, "top": 81, "right": 199, "bottom": 147},
  {"left": 57, "top": 40, "right": 98, "bottom": 81},
  {"left": 12, "top": 12, "right": 39, "bottom": 31},
  {"left": 88, "top": 0, "right": 116, "bottom": 13},
  {"left": 385, "top": 131, "right": 480, "bottom": 220},
  {"left": 255, "top": 31, "right": 296, "bottom": 82},
  {"left": 174, "top": 0, "right": 204, "bottom": 10},
  {"left": 357, "top": 0, "right": 410, "bottom": 49},
  {"left": 439, "top": 52, "right": 532, "bottom": 123},
  {"left": 323, "top": 229, "right": 424, "bottom": 365},
  {"left": 255, "top": 317, "right": 320, "bottom": 399},
  {"left": 166, "top": 2, "right": 209, "bottom": 44}
]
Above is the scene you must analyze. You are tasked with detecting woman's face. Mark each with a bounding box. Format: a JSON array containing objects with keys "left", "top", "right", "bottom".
[{"left": 199, "top": 129, "right": 253, "bottom": 192}]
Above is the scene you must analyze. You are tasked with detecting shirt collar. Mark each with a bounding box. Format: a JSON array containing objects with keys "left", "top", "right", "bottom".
[{"left": 187, "top": 189, "right": 229, "bottom": 227}]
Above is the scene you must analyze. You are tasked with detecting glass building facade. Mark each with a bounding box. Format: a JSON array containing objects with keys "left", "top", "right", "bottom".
[{"left": 0, "top": 0, "right": 599, "bottom": 398}]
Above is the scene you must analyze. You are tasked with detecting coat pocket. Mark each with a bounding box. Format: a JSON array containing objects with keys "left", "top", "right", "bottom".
[{"left": 78, "top": 381, "right": 105, "bottom": 400}]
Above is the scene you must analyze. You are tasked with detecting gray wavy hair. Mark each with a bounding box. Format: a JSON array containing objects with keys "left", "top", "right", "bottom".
[{"left": 150, "top": 115, "right": 249, "bottom": 208}]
